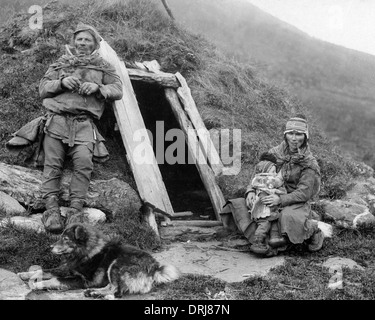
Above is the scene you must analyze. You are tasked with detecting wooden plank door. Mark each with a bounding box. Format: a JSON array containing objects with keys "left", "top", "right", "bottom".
[{"left": 98, "top": 39, "right": 174, "bottom": 230}]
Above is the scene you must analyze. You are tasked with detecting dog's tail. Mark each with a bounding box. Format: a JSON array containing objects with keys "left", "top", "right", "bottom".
[{"left": 153, "top": 264, "right": 180, "bottom": 284}]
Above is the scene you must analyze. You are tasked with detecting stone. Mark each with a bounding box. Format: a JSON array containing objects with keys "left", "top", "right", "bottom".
[
  {"left": 0, "top": 215, "right": 45, "bottom": 233},
  {"left": 60, "top": 207, "right": 107, "bottom": 225},
  {"left": 0, "top": 191, "right": 26, "bottom": 216},
  {"left": 84, "top": 208, "right": 107, "bottom": 224},
  {"left": 0, "top": 163, "right": 43, "bottom": 207},
  {"left": 0, "top": 162, "right": 141, "bottom": 216},
  {"left": 345, "top": 177, "right": 375, "bottom": 207},
  {"left": 322, "top": 257, "right": 365, "bottom": 271},
  {"left": 0, "top": 207, "right": 107, "bottom": 234},
  {"left": 349, "top": 163, "right": 374, "bottom": 178},
  {"left": 324, "top": 257, "right": 363, "bottom": 290},
  {"left": 315, "top": 220, "right": 333, "bottom": 238},
  {"left": 352, "top": 212, "right": 375, "bottom": 228},
  {"left": 320, "top": 199, "right": 370, "bottom": 227},
  {"left": 367, "top": 194, "right": 375, "bottom": 211},
  {"left": 85, "top": 178, "right": 141, "bottom": 216},
  {"left": 0, "top": 268, "right": 31, "bottom": 300}
]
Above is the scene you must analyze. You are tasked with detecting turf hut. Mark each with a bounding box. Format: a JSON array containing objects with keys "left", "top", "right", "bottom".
[{"left": 98, "top": 38, "right": 226, "bottom": 236}]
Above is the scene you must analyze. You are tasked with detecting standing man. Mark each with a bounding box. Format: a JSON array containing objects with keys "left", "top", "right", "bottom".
[{"left": 39, "top": 23, "right": 123, "bottom": 233}]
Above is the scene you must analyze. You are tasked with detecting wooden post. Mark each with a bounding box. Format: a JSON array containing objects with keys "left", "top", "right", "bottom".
[
  {"left": 98, "top": 39, "right": 174, "bottom": 237},
  {"left": 175, "top": 73, "right": 224, "bottom": 177}
]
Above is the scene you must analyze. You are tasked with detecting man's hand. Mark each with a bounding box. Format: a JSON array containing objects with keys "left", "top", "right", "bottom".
[
  {"left": 246, "top": 192, "right": 255, "bottom": 209},
  {"left": 61, "top": 76, "right": 81, "bottom": 91},
  {"left": 78, "top": 82, "right": 100, "bottom": 96},
  {"left": 260, "top": 194, "right": 281, "bottom": 207}
]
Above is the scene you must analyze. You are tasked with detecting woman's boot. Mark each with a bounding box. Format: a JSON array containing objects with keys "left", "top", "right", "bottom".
[
  {"left": 308, "top": 228, "right": 324, "bottom": 252},
  {"left": 269, "top": 222, "right": 288, "bottom": 248}
]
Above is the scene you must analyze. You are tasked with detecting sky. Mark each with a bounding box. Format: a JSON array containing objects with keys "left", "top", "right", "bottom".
[{"left": 247, "top": 0, "right": 375, "bottom": 56}]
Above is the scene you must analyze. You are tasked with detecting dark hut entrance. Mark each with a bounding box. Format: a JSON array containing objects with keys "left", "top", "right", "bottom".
[{"left": 131, "top": 81, "right": 214, "bottom": 219}]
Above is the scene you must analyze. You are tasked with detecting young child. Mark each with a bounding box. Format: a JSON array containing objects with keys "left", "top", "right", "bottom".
[{"left": 246, "top": 152, "right": 286, "bottom": 255}]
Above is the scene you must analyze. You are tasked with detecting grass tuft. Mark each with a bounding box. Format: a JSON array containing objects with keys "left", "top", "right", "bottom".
[
  {"left": 0, "top": 223, "right": 60, "bottom": 273},
  {"left": 98, "top": 206, "right": 161, "bottom": 250}
]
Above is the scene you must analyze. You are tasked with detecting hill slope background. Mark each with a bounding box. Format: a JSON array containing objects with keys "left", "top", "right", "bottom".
[
  {"left": 162, "top": 0, "right": 375, "bottom": 169},
  {"left": 0, "top": 0, "right": 371, "bottom": 208}
]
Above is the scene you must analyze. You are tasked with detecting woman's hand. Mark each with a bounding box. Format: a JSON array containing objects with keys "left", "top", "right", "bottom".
[
  {"left": 61, "top": 76, "right": 81, "bottom": 91},
  {"left": 260, "top": 194, "right": 281, "bottom": 207},
  {"left": 246, "top": 192, "right": 255, "bottom": 209},
  {"left": 78, "top": 82, "right": 99, "bottom": 95}
]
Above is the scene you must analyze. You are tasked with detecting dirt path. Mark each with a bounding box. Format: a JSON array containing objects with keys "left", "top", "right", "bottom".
[{"left": 154, "top": 240, "right": 284, "bottom": 283}]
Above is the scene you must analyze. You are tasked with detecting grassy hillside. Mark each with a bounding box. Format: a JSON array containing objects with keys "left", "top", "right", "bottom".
[
  {"left": 0, "top": 0, "right": 370, "bottom": 206},
  {"left": 163, "top": 0, "right": 375, "bottom": 169}
]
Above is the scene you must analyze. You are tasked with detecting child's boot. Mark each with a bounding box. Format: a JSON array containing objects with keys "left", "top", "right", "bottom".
[{"left": 250, "top": 219, "right": 271, "bottom": 255}]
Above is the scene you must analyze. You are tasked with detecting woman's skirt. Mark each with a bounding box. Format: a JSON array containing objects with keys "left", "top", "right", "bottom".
[{"left": 278, "top": 203, "right": 318, "bottom": 244}]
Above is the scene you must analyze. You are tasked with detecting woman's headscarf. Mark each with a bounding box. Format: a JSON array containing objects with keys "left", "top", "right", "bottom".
[{"left": 284, "top": 116, "right": 309, "bottom": 140}]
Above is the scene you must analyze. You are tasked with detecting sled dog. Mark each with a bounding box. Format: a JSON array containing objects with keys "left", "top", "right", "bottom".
[{"left": 18, "top": 223, "right": 180, "bottom": 299}]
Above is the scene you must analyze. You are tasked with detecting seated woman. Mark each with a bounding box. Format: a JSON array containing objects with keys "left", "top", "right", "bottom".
[{"left": 245, "top": 115, "right": 324, "bottom": 256}]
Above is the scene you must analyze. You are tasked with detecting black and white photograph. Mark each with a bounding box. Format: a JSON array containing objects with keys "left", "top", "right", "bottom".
[{"left": 0, "top": 0, "right": 374, "bottom": 306}]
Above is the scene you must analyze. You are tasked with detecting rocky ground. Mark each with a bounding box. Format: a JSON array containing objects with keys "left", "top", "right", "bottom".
[
  {"left": 0, "top": 227, "right": 286, "bottom": 300},
  {"left": 0, "top": 222, "right": 366, "bottom": 300},
  {"left": 1, "top": 162, "right": 375, "bottom": 300}
]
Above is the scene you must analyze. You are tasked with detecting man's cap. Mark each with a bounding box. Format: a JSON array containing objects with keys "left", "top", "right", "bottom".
[{"left": 73, "top": 23, "right": 102, "bottom": 49}]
